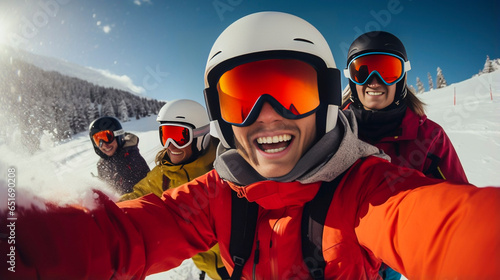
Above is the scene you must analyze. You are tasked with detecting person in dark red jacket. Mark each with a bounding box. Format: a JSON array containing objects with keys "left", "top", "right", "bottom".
[
  {"left": 342, "top": 31, "right": 469, "bottom": 280},
  {"left": 0, "top": 12, "right": 498, "bottom": 280},
  {"left": 342, "top": 31, "right": 468, "bottom": 184},
  {"left": 89, "top": 116, "right": 150, "bottom": 194}
]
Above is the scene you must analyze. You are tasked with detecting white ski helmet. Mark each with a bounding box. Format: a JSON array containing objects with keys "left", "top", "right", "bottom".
[
  {"left": 203, "top": 11, "right": 341, "bottom": 148},
  {"left": 157, "top": 99, "right": 211, "bottom": 153}
]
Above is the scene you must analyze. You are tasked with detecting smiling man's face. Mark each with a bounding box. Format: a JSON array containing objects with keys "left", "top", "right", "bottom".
[
  {"left": 232, "top": 102, "right": 317, "bottom": 178},
  {"left": 99, "top": 139, "right": 118, "bottom": 157}
]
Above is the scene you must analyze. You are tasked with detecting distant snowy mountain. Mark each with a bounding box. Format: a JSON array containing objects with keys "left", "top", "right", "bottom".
[{"left": 0, "top": 46, "right": 145, "bottom": 95}]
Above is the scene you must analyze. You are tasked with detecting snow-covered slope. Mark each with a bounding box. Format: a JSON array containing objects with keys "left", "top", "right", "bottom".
[
  {"left": 0, "top": 71, "right": 498, "bottom": 279},
  {"left": 419, "top": 70, "right": 500, "bottom": 186}
]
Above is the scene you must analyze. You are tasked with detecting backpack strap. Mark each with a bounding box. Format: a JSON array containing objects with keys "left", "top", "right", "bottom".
[
  {"left": 229, "top": 190, "right": 259, "bottom": 280},
  {"left": 301, "top": 173, "right": 344, "bottom": 280}
]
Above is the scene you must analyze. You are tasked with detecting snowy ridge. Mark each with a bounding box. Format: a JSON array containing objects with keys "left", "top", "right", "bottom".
[
  {"left": 0, "top": 46, "right": 145, "bottom": 95},
  {"left": 0, "top": 70, "right": 499, "bottom": 279}
]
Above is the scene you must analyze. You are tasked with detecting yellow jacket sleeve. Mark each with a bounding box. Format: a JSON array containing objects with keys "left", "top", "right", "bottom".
[
  {"left": 191, "top": 244, "right": 228, "bottom": 280},
  {"left": 119, "top": 166, "right": 165, "bottom": 201}
]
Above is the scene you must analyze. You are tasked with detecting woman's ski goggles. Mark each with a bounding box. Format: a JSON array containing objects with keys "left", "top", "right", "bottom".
[
  {"left": 92, "top": 129, "right": 124, "bottom": 147},
  {"left": 159, "top": 123, "right": 210, "bottom": 149},
  {"left": 344, "top": 52, "right": 411, "bottom": 86},
  {"left": 216, "top": 59, "right": 320, "bottom": 126}
]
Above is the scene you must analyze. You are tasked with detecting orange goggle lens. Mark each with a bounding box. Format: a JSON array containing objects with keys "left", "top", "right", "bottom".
[
  {"left": 216, "top": 59, "right": 320, "bottom": 125},
  {"left": 159, "top": 124, "right": 192, "bottom": 149},
  {"left": 347, "top": 53, "right": 405, "bottom": 85},
  {"left": 92, "top": 130, "right": 115, "bottom": 146}
]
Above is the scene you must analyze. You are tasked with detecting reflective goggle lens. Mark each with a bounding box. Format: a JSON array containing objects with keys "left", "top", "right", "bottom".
[
  {"left": 159, "top": 124, "right": 192, "bottom": 149},
  {"left": 92, "top": 130, "right": 115, "bottom": 146},
  {"left": 347, "top": 53, "right": 406, "bottom": 85},
  {"left": 217, "top": 59, "right": 320, "bottom": 125}
]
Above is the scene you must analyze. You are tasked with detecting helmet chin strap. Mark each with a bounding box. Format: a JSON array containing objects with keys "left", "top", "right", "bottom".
[
  {"left": 388, "top": 75, "right": 408, "bottom": 109},
  {"left": 325, "top": 105, "right": 339, "bottom": 133}
]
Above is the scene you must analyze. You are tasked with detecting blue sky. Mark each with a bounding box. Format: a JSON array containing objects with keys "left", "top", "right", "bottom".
[{"left": 1, "top": 0, "right": 498, "bottom": 105}]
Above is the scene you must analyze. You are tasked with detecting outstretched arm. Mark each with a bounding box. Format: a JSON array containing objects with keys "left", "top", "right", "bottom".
[
  {"left": 355, "top": 166, "right": 500, "bottom": 279},
  {"left": 0, "top": 175, "right": 217, "bottom": 279}
]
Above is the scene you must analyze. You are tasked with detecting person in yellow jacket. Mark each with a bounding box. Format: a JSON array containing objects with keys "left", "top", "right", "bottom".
[{"left": 120, "top": 99, "right": 229, "bottom": 280}]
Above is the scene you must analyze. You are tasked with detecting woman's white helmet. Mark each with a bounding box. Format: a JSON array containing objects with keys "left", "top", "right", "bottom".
[
  {"left": 157, "top": 99, "right": 211, "bottom": 153},
  {"left": 203, "top": 11, "right": 341, "bottom": 148}
]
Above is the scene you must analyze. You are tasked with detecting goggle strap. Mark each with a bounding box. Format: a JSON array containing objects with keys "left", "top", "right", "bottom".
[
  {"left": 192, "top": 124, "right": 210, "bottom": 138},
  {"left": 343, "top": 68, "right": 351, "bottom": 79},
  {"left": 114, "top": 129, "right": 125, "bottom": 137},
  {"left": 404, "top": 60, "right": 411, "bottom": 71}
]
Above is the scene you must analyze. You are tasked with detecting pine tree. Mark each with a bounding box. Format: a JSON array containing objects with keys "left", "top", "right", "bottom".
[
  {"left": 142, "top": 98, "right": 151, "bottom": 116},
  {"left": 409, "top": 85, "right": 416, "bottom": 93},
  {"left": 135, "top": 102, "right": 144, "bottom": 119},
  {"left": 52, "top": 101, "right": 72, "bottom": 141},
  {"left": 482, "top": 55, "right": 494, "bottom": 74},
  {"left": 427, "top": 72, "right": 434, "bottom": 91},
  {"left": 101, "top": 98, "right": 116, "bottom": 117},
  {"left": 436, "top": 67, "right": 448, "bottom": 89},
  {"left": 118, "top": 99, "right": 129, "bottom": 122},
  {"left": 416, "top": 77, "right": 425, "bottom": 94},
  {"left": 74, "top": 100, "right": 88, "bottom": 133},
  {"left": 87, "top": 101, "right": 100, "bottom": 122}
]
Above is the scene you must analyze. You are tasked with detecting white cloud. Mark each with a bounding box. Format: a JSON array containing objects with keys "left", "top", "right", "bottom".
[
  {"left": 96, "top": 21, "right": 101, "bottom": 26},
  {"left": 134, "top": 0, "right": 152, "bottom": 6},
  {"left": 89, "top": 67, "right": 146, "bottom": 95},
  {"left": 102, "top": 25, "right": 111, "bottom": 33}
]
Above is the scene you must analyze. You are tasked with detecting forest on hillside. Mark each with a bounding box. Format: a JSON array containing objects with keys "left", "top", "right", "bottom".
[{"left": 0, "top": 58, "right": 165, "bottom": 153}]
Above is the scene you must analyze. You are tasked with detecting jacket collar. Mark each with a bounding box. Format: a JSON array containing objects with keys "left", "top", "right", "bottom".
[
  {"left": 382, "top": 108, "right": 427, "bottom": 141},
  {"left": 227, "top": 180, "right": 321, "bottom": 209}
]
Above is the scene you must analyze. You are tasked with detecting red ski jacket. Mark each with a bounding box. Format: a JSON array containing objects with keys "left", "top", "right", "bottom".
[
  {"left": 355, "top": 107, "right": 468, "bottom": 183},
  {"left": 1, "top": 156, "right": 498, "bottom": 279}
]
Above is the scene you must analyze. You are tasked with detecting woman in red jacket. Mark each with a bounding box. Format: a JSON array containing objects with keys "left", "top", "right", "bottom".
[{"left": 342, "top": 31, "right": 468, "bottom": 184}]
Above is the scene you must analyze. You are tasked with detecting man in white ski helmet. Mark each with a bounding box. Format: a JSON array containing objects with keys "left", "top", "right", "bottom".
[{"left": 1, "top": 12, "right": 498, "bottom": 280}]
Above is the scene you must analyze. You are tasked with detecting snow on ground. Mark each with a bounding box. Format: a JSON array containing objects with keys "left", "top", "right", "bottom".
[
  {"left": 418, "top": 70, "right": 500, "bottom": 187},
  {"left": 0, "top": 71, "right": 499, "bottom": 279}
]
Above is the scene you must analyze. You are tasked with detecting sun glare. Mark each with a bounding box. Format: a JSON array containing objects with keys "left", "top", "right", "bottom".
[{"left": 0, "top": 17, "right": 14, "bottom": 48}]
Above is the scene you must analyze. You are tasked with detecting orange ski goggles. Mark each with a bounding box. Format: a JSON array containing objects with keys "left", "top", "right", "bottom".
[
  {"left": 344, "top": 52, "right": 411, "bottom": 85},
  {"left": 159, "top": 123, "right": 209, "bottom": 149},
  {"left": 216, "top": 59, "right": 320, "bottom": 126},
  {"left": 92, "top": 129, "right": 123, "bottom": 147}
]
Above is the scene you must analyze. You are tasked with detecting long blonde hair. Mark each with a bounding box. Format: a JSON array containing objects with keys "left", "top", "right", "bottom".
[{"left": 155, "top": 148, "right": 169, "bottom": 166}]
